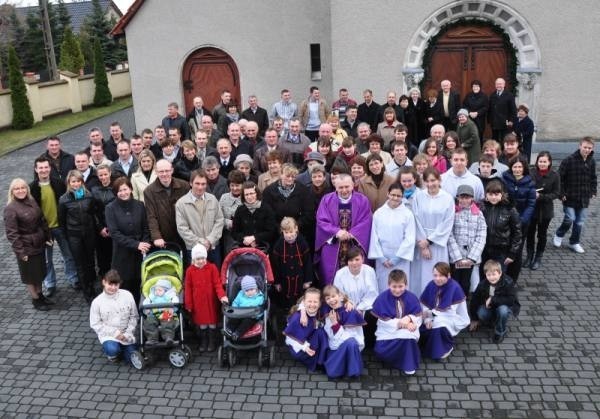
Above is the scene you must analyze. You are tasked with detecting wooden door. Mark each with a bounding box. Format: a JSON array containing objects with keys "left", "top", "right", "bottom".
[
  {"left": 424, "top": 25, "right": 512, "bottom": 136},
  {"left": 182, "top": 48, "right": 241, "bottom": 115}
]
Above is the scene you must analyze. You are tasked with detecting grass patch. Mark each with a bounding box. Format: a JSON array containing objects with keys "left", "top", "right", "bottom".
[{"left": 0, "top": 96, "right": 133, "bottom": 156}]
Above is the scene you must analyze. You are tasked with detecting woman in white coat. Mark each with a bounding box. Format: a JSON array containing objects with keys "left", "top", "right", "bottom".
[
  {"left": 368, "top": 183, "right": 416, "bottom": 293},
  {"left": 131, "top": 150, "right": 157, "bottom": 202}
]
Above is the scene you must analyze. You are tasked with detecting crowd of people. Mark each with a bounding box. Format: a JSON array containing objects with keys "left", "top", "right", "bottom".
[{"left": 4, "top": 79, "right": 597, "bottom": 376}]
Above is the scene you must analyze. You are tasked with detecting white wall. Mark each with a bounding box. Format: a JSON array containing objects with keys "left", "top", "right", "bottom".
[
  {"left": 125, "top": 0, "right": 332, "bottom": 131},
  {"left": 124, "top": 0, "right": 600, "bottom": 139}
]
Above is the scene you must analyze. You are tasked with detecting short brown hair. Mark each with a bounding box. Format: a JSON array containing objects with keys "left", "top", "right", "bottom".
[
  {"left": 103, "top": 269, "right": 122, "bottom": 284},
  {"left": 112, "top": 176, "right": 132, "bottom": 195},
  {"left": 388, "top": 269, "right": 408, "bottom": 285}
]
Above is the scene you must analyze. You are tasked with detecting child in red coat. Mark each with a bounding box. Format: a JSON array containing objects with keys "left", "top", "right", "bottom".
[{"left": 184, "top": 244, "right": 228, "bottom": 352}]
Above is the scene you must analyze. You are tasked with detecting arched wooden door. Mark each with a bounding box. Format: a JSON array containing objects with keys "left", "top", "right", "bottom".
[
  {"left": 182, "top": 47, "right": 241, "bottom": 115},
  {"left": 424, "top": 24, "right": 513, "bottom": 136}
]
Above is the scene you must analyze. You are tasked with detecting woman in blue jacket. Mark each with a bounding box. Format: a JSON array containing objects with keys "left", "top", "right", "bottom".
[{"left": 501, "top": 156, "right": 536, "bottom": 281}]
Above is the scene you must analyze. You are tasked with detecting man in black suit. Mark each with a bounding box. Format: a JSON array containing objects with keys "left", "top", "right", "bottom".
[
  {"left": 438, "top": 80, "right": 460, "bottom": 131},
  {"left": 341, "top": 105, "right": 361, "bottom": 138},
  {"left": 357, "top": 89, "right": 380, "bottom": 132},
  {"left": 241, "top": 95, "right": 270, "bottom": 137},
  {"left": 488, "top": 78, "right": 517, "bottom": 144},
  {"left": 74, "top": 151, "right": 100, "bottom": 190}
]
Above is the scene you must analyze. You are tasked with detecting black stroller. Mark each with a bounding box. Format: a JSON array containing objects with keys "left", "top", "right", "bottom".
[{"left": 217, "top": 247, "right": 276, "bottom": 367}]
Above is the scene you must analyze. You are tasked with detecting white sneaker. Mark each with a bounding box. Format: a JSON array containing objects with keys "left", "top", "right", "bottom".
[
  {"left": 404, "top": 370, "right": 416, "bottom": 375},
  {"left": 568, "top": 243, "right": 585, "bottom": 253},
  {"left": 552, "top": 235, "right": 562, "bottom": 247}
]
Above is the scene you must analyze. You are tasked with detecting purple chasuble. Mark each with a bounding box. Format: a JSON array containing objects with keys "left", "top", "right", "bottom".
[{"left": 315, "top": 191, "right": 372, "bottom": 285}]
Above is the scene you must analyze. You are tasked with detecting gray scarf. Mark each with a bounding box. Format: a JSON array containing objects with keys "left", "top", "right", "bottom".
[{"left": 245, "top": 200, "right": 262, "bottom": 213}]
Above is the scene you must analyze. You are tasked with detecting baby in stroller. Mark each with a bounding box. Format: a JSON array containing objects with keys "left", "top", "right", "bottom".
[
  {"left": 224, "top": 275, "right": 265, "bottom": 341},
  {"left": 142, "top": 278, "right": 180, "bottom": 345}
]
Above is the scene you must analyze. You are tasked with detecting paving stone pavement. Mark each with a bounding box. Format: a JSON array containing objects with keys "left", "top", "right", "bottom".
[{"left": 0, "top": 108, "right": 599, "bottom": 418}]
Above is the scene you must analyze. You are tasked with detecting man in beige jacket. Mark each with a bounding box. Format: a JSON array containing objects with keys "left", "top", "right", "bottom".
[{"left": 175, "top": 169, "right": 225, "bottom": 267}]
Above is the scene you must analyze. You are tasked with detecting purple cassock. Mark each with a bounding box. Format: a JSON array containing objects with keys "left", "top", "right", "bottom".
[
  {"left": 419, "top": 278, "right": 469, "bottom": 360},
  {"left": 372, "top": 289, "right": 422, "bottom": 372},
  {"left": 315, "top": 192, "right": 372, "bottom": 286},
  {"left": 321, "top": 306, "right": 366, "bottom": 379},
  {"left": 283, "top": 311, "right": 327, "bottom": 371}
]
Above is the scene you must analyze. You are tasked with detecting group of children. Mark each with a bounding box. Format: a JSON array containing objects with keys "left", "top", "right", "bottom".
[
  {"left": 283, "top": 259, "right": 519, "bottom": 378},
  {"left": 176, "top": 209, "right": 519, "bottom": 379}
]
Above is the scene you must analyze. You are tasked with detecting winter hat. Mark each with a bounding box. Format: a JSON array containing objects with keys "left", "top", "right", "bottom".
[
  {"left": 191, "top": 243, "right": 207, "bottom": 260},
  {"left": 456, "top": 184, "right": 475, "bottom": 197},
  {"left": 241, "top": 275, "right": 257, "bottom": 291},
  {"left": 457, "top": 108, "right": 469, "bottom": 118},
  {"left": 154, "top": 278, "right": 172, "bottom": 292},
  {"left": 304, "top": 151, "right": 326, "bottom": 165},
  {"left": 233, "top": 154, "right": 253, "bottom": 168}
]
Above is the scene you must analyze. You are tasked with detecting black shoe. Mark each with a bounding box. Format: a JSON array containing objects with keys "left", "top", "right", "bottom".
[
  {"left": 45, "top": 287, "right": 56, "bottom": 298},
  {"left": 492, "top": 334, "right": 504, "bottom": 344},
  {"left": 531, "top": 255, "right": 542, "bottom": 270},
  {"left": 38, "top": 293, "right": 55, "bottom": 305},
  {"left": 32, "top": 298, "right": 50, "bottom": 311},
  {"left": 71, "top": 282, "right": 82, "bottom": 291},
  {"left": 164, "top": 337, "right": 174, "bottom": 347}
]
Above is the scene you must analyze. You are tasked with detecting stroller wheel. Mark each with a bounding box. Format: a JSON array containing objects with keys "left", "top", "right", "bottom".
[
  {"left": 217, "top": 346, "right": 226, "bottom": 367},
  {"left": 257, "top": 348, "right": 264, "bottom": 368},
  {"left": 129, "top": 350, "right": 145, "bottom": 370},
  {"left": 228, "top": 348, "right": 237, "bottom": 367},
  {"left": 182, "top": 345, "right": 193, "bottom": 363},
  {"left": 168, "top": 349, "right": 188, "bottom": 368},
  {"left": 268, "top": 345, "right": 276, "bottom": 368}
]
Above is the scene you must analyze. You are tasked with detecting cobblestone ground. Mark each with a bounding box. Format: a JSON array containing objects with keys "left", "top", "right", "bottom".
[{"left": 0, "top": 108, "right": 598, "bottom": 418}]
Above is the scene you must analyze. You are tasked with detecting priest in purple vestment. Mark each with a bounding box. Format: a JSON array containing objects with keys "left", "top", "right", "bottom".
[{"left": 315, "top": 174, "right": 372, "bottom": 286}]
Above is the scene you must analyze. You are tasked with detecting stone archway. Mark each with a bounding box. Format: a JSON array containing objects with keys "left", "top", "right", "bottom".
[{"left": 402, "top": 1, "right": 542, "bottom": 120}]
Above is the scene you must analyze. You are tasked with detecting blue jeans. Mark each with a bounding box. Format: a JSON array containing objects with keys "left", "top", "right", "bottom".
[
  {"left": 44, "top": 227, "right": 79, "bottom": 289},
  {"left": 477, "top": 305, "right": 512, "bottom": 337},
  {"left": 555, "top": 206, "right": 588, "bottom": 245},
  {"left": 102, "top": 341, "right": 137, "bottom": 364}
]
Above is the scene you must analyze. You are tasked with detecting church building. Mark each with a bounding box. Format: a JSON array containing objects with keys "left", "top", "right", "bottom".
[{"left": 112, "top": 0, "right": 600, "bottom": 140}]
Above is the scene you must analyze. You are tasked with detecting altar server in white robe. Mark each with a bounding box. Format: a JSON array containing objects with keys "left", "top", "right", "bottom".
[
  {"left": 369, "top": 182, "right": 416, "bottom": 293},
  {"left": 410, "top": 167, "right": 455, "bottom": 296}
]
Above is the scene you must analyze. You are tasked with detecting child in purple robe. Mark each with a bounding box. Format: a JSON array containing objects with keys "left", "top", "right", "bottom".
[
  {"left": 420, "top": 262, "right": 470, "bottom": 360},
  {"left": 372, "top": 269, "right": 422, "bottom": 375},
  {"left": 283, "top": 288, "right": 327, "bottom": 371},
  {"left": 322, "top": 285, "right": 366, "bottom": 379}
]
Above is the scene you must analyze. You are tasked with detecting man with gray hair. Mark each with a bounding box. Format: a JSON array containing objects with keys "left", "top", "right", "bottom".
[
  {"left": 438, "top": 80, "right": 460, "bottom": 131},
  {"left": 419, "top": 124, "right": 446, "bottom": 153},
  {"left": 241, "top": 95, "right": 269, "bottom": 136},
  {"left": 202, "top": 156, "right": 229, "bottom": 200},
  {"left": 144, "top": 159, "right": 190, "bottom": 250},
  {"left": 187, "top": 96, "right": 210, "bottom": 136}
]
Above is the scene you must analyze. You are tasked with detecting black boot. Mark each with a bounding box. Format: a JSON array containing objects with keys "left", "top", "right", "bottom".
[
  {"left": 32, "top": 297, "right": 50, "bottom": 311},
  {"left": 530, "top": 253, "right": 542, "bottom": 270},
  {"left": 198, "top": 329, "right": 209, "bottom": 352},
  {"left": 524, "top": 252, "right": 534, "bottom": 269},
  {"left": 207, "top": 329, "right": 218, "bottom": 352}
]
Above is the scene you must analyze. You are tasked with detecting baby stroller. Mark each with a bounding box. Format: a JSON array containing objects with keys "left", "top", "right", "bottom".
[
  {"left": 129, "top": 243, "right": 192, "bottom": 370},
  {"left": 217, "top": 247, "right": 276, "bottom": 368}
]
